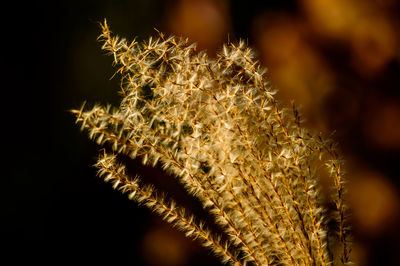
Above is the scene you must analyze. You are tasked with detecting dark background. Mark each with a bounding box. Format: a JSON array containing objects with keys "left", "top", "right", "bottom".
[{"left": 5, "top": 0, "right": 400, "bottom": 265}]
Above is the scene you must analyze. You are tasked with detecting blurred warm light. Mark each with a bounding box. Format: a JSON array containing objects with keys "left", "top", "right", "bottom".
[
  {"left": 301, "top": 0, "right": 399, "bottom": 77},
  {"left": 253, "top": 15, "right": 334, "bottom": 130},
  {"left": 165, "top": 0, "right": 230, "bottom": 54},
  {"left": 350, "top": 17, "right": 397, "bottom": 77},
  {"left": 300, "top": 0, "right": 361, "bottom": 40},
  {"left": 349, "top": 169, "right": 400, "bottom": 237},
  {"left": 363, "top": 99, "right": 400, "bottom": 150},
  {"left": 142, "top": 222, "right": 189, "bottom": 265}
]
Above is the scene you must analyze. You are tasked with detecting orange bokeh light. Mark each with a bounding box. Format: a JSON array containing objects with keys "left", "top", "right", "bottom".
[{"left": 165, "top": 0, "right": 230, "bottom": 55}]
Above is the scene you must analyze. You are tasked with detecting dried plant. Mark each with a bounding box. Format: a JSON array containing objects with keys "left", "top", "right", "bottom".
[{"left": 72, "top": 20, "right": 352, "bottom": 265}]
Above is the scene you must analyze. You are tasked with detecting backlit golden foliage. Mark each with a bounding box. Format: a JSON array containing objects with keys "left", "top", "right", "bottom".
[{"left": 72, "top": 20, "right": 352, "bottom": 265}]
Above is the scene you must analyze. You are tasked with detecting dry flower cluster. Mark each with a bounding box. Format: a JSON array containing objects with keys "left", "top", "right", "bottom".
[{"left": 72, "top": 20, "right": 351, "bottom": 265}]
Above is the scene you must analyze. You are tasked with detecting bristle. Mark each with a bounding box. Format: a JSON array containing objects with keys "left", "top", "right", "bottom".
[{"left": 72, "top": 20, "right": 352, "bottom": 266}]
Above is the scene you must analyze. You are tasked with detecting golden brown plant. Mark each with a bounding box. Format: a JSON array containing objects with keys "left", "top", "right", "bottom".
[{"left": 72, "top": 20, "right": 351, "bottom": 265}]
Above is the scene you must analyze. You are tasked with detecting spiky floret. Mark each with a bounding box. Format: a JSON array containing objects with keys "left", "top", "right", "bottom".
[{"left": 72, "top": 19, "right": 352, "bottom": 265}]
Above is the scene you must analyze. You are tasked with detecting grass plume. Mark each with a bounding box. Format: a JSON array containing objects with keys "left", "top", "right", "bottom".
[{"left": 72, "top": 19, "right": 352, "bottom": 265}]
